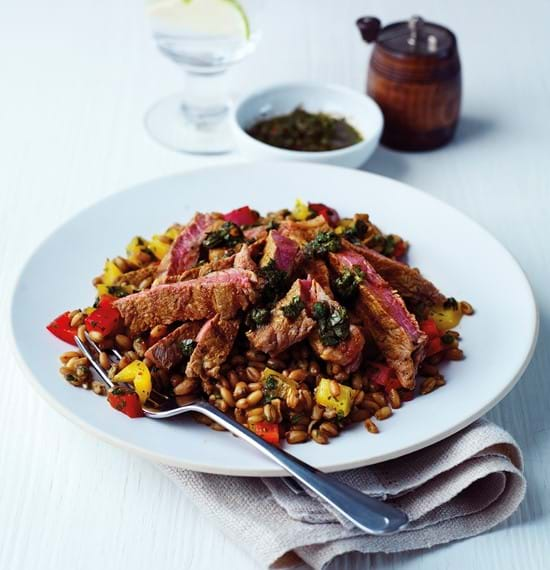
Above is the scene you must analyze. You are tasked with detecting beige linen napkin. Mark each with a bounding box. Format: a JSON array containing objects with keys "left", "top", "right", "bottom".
[{"left": 161, "top": 419, "right": 525, "bottom": 569}]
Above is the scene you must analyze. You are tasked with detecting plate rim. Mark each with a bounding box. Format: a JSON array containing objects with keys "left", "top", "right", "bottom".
[{"left": 10, "top": 162, "right": 540, "bottom": 476}]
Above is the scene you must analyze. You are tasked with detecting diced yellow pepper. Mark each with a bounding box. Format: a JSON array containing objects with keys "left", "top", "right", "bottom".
[
  {"left": 315, "top": 378, "right": 356, "bottom": 417},
  {"left": 126, "top": 236, "right": 149, "bottom": 257},
  {"left": 83, "top": 306, "right": 95, "bottom": 315},
  {"left": 96, "top": 284, "right": 110, "bottom": 297},
  {"left": 148, "top": 235, "right": 171, "bottom": 260},
  {"left": 164, "top": 226, "right": 180, "bottom": 240},
  {"left": 96, "top": 283, "right": 134, "bottom": 298},
  {"left": 428, "top": 305, "right": 462, "bottom": 331},
  {"left": 292, "top": 199, "right": 311, "bottom": 221},
  {"left": 102, "top": 259, "right": 123, "bottom": 286},
  {"left": 261, "top": 367, "right": 298, "bottom": 400},
  {"left": 113, "top": 360, "right": 152, "bottom": 404},
  {"left": 334, "top": 219, "right": 354, "bottom": 235}
]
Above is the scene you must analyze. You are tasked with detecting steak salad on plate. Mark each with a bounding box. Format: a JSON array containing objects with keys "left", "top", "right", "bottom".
[{"left": 48, "top": 200, "right": 473, "bottom": 446}]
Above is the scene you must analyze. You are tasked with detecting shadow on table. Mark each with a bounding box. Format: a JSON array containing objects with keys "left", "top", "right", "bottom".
[
  {"left": 360, "top": 115, "right": 497, "bottom": 180},
  {"left": 451, "top": 115, "right": 498, "bottom": 147}
]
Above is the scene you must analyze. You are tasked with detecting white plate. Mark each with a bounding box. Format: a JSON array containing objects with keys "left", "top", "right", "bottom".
[{"left": 11, "top": 162, "right": 538, "bottom": 476}]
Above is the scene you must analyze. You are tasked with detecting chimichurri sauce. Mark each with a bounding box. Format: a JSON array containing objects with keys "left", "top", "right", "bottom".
[{"left": 247, "top": 107, "right": 362, "bottom": 152}]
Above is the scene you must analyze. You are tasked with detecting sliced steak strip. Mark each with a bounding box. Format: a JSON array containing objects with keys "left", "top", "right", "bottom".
[
  {"left": 114, "top": 268, "right": 258, "bottom": 335},
  {"left": 164, "top": 255, "right": 236, "bottom": 284},
  {"left": 114, "top": 263, "right": 159, "bottom": 287},
  {"left": 304, "top": 280, "right": 365, "bottom": 372},
  {"left": 234, "top": 244, "right": 258, "bottom": 271},
  {"left": 246, "top": 279, "right": 316, "bottom": 355},
  {"left": 278, "top": 216, "right": 330, "bottom": 245},
  {"left": 329, "top": 250, "right": 426, "bottom": 389},
  {"left": 186, "top": 315, "right": 240, "bottom": 379},
  {"left": 145, "top": 321, "right": 204, "bottom": 370},
  {"left": 244, "top": 225, "right": 268, "bottom": 242},
  {"left": 156, "top": 212, "right": 222, "bottom": 283},
  {"left": 343, "top": 240, "right": 445, "bottom": 310},
  {"left": 260, "top": 230, "right": 300, "bottom": 273},
  {"left": 302, "top": 258, "right": 333, "bottom": 298}
]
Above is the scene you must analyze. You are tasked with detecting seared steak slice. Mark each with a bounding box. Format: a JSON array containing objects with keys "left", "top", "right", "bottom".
[
  {"left": 186, "top": 315, "right": 240, "bottom": 379},
  {"left": 302, "top": 258, "right": 333, "bottom": 297},
  {"left": 114, "top": 268, "right": 258, "bottom": 335},
  {"left": 145, "top": 321, "right": 204, "bottom": 370},
  {"left": 260, "top": 230, "right": 300, "bottom": 273},
  {"left": 329, "top": 250, "right": 426, "bottom": 389},
  {"left": 246, "top": 279, "right": 316, "bottom": 355},
  {"left": 234, "top": 244, "right": 257, "bottom": 271},
  {"left": 156, "top": 212, "right": 221, "bottom": 283},
  {"left": 244, "top": 225, "right": 268, "bottom": 242},
  {"left": 278, "top": 216, "right": 330, "bottom": 244},
  {"left": 343, "top": 240, "right": 445, "bottom": 310},
  {"left": 304, "top": 280, "right": 365, "bottom": 372},
  {"left": 164, "top": 255, "right": 236, "bottom": 284},
  {"left": 163, "top": 242, "right": 261, "bottom": 284},
  {"left": 114, "top": 263, "right": 159, "bottom": 287}
]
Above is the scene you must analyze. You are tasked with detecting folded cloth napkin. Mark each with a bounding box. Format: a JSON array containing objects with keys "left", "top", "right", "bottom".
[{"left": 161, "top": 419, "right": 525, "bottom": 569}]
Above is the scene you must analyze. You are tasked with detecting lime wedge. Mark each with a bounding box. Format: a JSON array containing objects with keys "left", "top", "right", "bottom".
[
  {"left": 222, "top": 0, "right": 250, "bottom": 39},
  {"left": 175, "top": 0, "right": 250, "bottom": 39}
]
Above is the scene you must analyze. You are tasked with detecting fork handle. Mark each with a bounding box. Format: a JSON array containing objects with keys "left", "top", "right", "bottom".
[{"left": 189, "top": 401, "right": 408, "bottom": 535}]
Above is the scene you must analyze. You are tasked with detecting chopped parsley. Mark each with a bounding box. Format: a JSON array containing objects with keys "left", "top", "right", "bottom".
[
  {"left": 336, "top": 410, "right": 346, "bottom": 425},
  {"left": 281, "top": 296, "right": 305, "bottom": 320},
  {"left": 179, "top": 339, "right": 197, "bottom": 358},
  {"left": 342, "top": 219, "right": 369, "bottom": 244},
  {"left": 263, "top": 375, "right": 279, "bottom": 403},
  {"left": 382, "top": 235, "right": 396, "bottom": 256},
  {"left": 106, "top": 285, "right": 132, "bottom": 298},
  {"left": 304, "top": 231, "right": 341, "bottom": 258},
  {"left": 443, "top": 297, "right": 459, "bottom": 311},
  {"left": 245, "top": 307, "right": 271, "bottom": 329},
  {"left": 369, "top": 233, "right": 403, "bottom": 257},
  {"left": 333, "top": 266, "right": 364, "bottom": 302},
  {"left": 259, "top": 259, "right": 289, "bottom": 304},
  {"left": 441, "top": 332, "right": 455, "bottom": 345},
  {"left": 312, "top": 301, "right": 350, "bottom": 346},
  {"left": 203, "top": 222, "right": 244, "bottom": 249}
]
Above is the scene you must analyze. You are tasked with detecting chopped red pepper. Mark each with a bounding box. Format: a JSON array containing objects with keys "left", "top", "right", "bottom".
[
  {"left": 420, "top": 319, "right": 446, "bottom": 356},
  {"left": 223, "top": 206, "right": 259, "bottom": 226},
  {"left": 426, "top": 337, "right": 445, "bottom": 357},
  {"left": 393, "top": 240, "right": 407, "bottom": 260},
  {"left": 366, "top": 361, "right": 401, "bottom": 392},
  {"left": 46, "top": 311, "right": 78, "bottom": 345},
  {"left": 96, "top": 295, "right": 116, "bottom": 308},
  {"left": 308, "top": 202, "right": 340, "bottom": 227},
  {"left": 85, "top": 299, "right": 121, "bottom": 336},
  {"left": 107, "top": 387, "right": 144, "bottom": 418},
  {"left": 420, "top": 319, "right": 441, "bottom": 340},
  {"left": 253, "top": 421, "right": 280, "bottom": 444}
]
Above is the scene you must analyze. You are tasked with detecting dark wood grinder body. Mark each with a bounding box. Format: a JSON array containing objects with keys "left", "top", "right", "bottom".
[{"left": 357, "top": 16, "right": 461, "bottom": 151}]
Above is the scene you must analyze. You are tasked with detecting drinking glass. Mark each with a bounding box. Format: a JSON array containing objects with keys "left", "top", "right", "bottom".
[{"left": 145, "top": 0, "right": 264, "bottom": 154}]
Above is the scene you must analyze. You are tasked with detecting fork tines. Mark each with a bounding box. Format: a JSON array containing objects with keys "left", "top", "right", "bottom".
[{"left": 75, "top": 332, "right": 168, "bottom": 407}]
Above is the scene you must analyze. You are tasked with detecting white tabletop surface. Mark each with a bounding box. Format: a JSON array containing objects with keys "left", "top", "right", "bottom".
[{"left": 1, "top": 0, "right": 549, "bottom": 568}]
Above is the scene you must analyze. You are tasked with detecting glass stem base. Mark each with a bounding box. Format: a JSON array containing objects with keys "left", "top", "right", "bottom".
[{"left": 144, "top": 69, "right": 234, "bottom": 155}]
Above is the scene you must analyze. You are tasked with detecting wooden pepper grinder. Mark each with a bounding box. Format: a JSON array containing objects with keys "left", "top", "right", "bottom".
[{"left": 356, "top": 15, "right": 461, "bottom": 151}]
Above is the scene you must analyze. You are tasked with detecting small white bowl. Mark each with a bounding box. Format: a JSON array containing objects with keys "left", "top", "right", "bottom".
[{"left": 232, "top": 82, "right": 383, "bottom": 168}]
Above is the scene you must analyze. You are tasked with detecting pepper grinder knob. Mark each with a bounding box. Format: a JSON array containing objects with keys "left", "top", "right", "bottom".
[
  {"left": 407, "top": 15, "right": 424, "bottom": 47},
  {"left": 356, "top": 17, "right": 382, "bottom": 43}
]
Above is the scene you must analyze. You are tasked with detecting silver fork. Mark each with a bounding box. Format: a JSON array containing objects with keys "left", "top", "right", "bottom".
[{"left": 75, "top": 334, "right": 408, "bottom": 535}]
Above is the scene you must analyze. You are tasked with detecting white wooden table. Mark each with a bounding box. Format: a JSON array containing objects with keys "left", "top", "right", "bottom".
[{"left": 1, "top": 0, "right": 549, "bottom": 568}]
